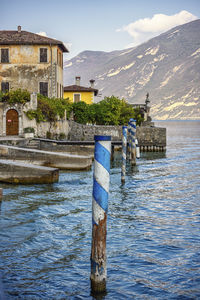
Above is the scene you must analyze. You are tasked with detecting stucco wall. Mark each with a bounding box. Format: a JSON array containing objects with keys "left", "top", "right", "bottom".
[
  {"left": 0, "top": 44, "right": 63, "bottom": 98},
  {"left": 37, "top": 119, "right": 70, "bottom": 138},
  {"left": 0, "top": 102, "right": 69, "bottom": 138},
  {"left": 0, "top": 105, "right": 3, "bottom": 134},
  {"left": 64, "top": 91, "right": 94, "bottom": 104}
]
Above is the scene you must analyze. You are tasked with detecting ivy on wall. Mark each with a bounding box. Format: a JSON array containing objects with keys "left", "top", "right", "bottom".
[{"left": 0, "top": 89, "right": 30, "bottom": 104}]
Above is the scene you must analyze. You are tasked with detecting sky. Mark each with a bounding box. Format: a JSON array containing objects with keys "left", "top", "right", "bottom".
[{"left": 1, "top": 0, "right": 200, "bottom": 60}]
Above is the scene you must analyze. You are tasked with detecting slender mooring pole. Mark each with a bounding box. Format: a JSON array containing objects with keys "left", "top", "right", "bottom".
[
  {"left": 135, "top": 138, "right": 140, "bottom": 159},
  {"left": 121, "top": 126, "right": 127, "bottom": 184},
  {"left": 91, "top": 135, "right": 111, "bottom": 294},
  {"left": 127, "top": 121, "right": 132, "bottom": 160},
  {"left": 0, "top": 188, "right": 2, "bottom": 200},
  {"left": 130, "top": 119, "right": 136, "bottom": 165}
]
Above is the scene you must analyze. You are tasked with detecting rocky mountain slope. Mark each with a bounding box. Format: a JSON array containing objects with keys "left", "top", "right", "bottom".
[{"left": 64, "top": 20, "right": 200, "bottom": 120}]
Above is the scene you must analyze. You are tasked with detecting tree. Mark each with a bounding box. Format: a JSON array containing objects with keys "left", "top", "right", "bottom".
[{"left": 72, "top": 101, "right": 89, "bottom": 124}]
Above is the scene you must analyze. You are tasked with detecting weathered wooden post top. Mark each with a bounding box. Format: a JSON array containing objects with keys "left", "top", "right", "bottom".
[
  {"left": 91, "top": 135, "right": 111, "bottom": 294},
  {"left": 121, "top": 126, "right": 127, "bottom": 184}
]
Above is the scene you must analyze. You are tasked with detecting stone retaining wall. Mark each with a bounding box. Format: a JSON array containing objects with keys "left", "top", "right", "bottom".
[
  {"left": 68, "top": 121, "right": 121, "bottom": 141},
  {"left": 136, "top": 126, "right": 166, "bottom": 147},
  {"left": 68, "top": 121, "right": 166, "bottom": 149}
]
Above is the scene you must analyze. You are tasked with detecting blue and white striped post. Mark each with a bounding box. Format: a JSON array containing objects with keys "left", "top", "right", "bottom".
[
  {"left": 130, "top": 119, "right": 136, "bottom": 165},
  {"left": 127, "top": 120, "right": 132, "bottom": 160},
  {"left": 91, "top": 135, "right": 111, "bottom": 294},
  {"left": 135, "top": 138, "right": 140, "bottom": 158},
  {"left": 121, "top": 126, "right": 127, "bottom": 184}
]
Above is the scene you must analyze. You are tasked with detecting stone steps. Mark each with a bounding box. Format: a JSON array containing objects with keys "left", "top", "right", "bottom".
[
  {"left": 0, "top": 159, "right": 59, "bottom": 184},
  {"left": 0, "top": 145, "right": 92, "bottom": 170},
  {"left": 26, "top": 139, "right": 40, "bottom": 149}
]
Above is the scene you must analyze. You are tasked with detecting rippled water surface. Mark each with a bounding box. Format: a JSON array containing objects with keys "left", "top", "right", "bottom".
[{"left": 0, "top": 121, "right": 200, "bottom": 299}]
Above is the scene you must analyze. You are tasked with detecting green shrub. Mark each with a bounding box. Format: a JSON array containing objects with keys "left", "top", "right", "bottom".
[
  {"left": 70, "top": 96, "right": 144, "bottom": 126},
  {"left": 59, "top": 132, "right": 66, "bottom": 140},
  {"left": 46, "top": 131, "right": 52, "bottom": 139},
  {"left": 0, "top": 91, "right": 4, "bottom": 102},
  {"left": 3, "top": 89, "right": 144, "bottom": 126},
  {"left": 25, "top": 95, "right": 72, "bottom": 123},
  {"left": 0, "top": 89, "right": 30, "bottom": 104},
  {"left": 72, "top": 101, "right": 89, "bottom": 124},
  {"left": 24, "top": 127, "right": 35, "bottom": 133}
]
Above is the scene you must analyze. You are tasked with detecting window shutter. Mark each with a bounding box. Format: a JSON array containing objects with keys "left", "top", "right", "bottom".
[
  {"left": 1, "top": 82, "right": 9, "bottom": 93},
  {"left": 40, "top": 48, "right": 47, "bottom": 63},
  {"left": 1, "top": 49, "right": 9, "bottom": 63},
  {"left": 74, "top": 94, "right": 80, "bottom": 103},
  {"left": 39, "top": 82, "right": 48, "bottom": 96}
]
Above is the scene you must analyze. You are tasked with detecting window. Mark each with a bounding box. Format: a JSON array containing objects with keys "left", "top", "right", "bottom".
[
  {"left": 39, "top": 82, "right": 48, "bottom": 97},
  {"left": 60, "top": 84, "right": 62, "bottom": 98},
  {"left": 1, "top": 82, "right": 9, "bottom": 93},
  {"left": 1, "top": 48, "right": 9, "bottom": 63},
  {"left": 40, "top": 48, "right": 47, "bottom": 63},
  {"left": 74, "top": 94, "right": 81, "bottom": 103},
  {"left": 61, "top": 53, "right": 63, "bottom": 68},
  {"left": 57, "top": 49, "right": 63, "bottom": 67}
]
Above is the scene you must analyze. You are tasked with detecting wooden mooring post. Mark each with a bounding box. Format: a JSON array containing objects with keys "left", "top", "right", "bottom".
[
  {"left": 130, "top": 119, "right": 136, "bottom": 165},
  {"left": 0, "top": 188, "right": 2, "bottom": 200},
  {"left": 91, "top": 135, "right": 111, "bottom": 294},
  {"left": 135, "top": 138, "right": 140, "bottom": 158},
  {"left": 121, "top": 126, "right": 127, "bottom": 184},
  {"left": 127, "top": 121, "right": 132, "bottom": 160}
]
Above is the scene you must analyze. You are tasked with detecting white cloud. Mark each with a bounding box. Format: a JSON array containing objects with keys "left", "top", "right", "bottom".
[
  {"left": 36, "top": 31, "right": 47, "bottom": 37},
  {"left": 117, "top": 10, "right": 197, "bottom": 48}
]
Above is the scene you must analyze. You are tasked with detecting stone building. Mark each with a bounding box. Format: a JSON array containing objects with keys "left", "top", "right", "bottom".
[
  {"left": 0, "top": 94, "right": 37, "bottom": 136},
  {"left": 0, "top": 26, "right": 68, "bottom": 98},
  {"left": 0, "top": 94, "right": 70, "bottom": 138}
]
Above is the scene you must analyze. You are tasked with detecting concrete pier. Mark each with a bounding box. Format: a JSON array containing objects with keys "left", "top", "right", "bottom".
[
  {"left": 0, "top": 145, "right": 92, "bottom": 170},
  {"left": 0, "top": 159, "right": 59, "bottom": 184}
]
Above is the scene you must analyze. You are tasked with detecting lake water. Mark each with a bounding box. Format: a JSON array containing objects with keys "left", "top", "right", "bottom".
[{"left": 0, "top": 120, "right": 200, "bottom": 299}]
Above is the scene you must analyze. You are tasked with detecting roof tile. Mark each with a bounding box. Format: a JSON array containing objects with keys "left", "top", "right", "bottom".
[
  {"left": 64, "top": 85, "right": 98, "bottom": 96},
  {"left": 0, "top": 30, "right": 68, "bottom": 52}
]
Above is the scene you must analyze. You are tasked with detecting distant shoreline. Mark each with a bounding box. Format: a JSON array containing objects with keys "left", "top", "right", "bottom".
[{"left": 153, "top": 119, "right": 200, "bottom": 122}]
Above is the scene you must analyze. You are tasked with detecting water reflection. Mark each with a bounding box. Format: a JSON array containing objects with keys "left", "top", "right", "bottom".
[
  {"left": 0, "top": 121, "right": 200, "bottom": 299},
  {"left": 141, "top": 151, "right": 166, "bottom": 160},
  {"left": 0, "top": 194, "right": 2, "bottom": 213}
]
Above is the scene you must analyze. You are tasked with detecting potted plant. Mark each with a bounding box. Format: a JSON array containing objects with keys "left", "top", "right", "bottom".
[{"left": 24, "top": 127, "right": 35, "bottom": 138}]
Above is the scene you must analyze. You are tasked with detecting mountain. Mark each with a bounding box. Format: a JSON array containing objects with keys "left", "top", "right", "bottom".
[{"left": 64, "top": 20, "right": 200, "bottom": 120}]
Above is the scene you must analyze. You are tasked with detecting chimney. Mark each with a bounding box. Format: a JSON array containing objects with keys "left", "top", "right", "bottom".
[
  {"left": 90, "top": 79, "right": 95, "bottom": 88},
  {"left": 75, "top": 76, "right": 81, "bottom": 86},
  {"left": 17, "top": 25, "right": 21, "bottom": 33}
]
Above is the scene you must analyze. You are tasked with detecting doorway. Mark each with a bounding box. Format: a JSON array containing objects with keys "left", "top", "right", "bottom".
[{"left": 6, "top": 109, "right": 19, "bottom": 135}]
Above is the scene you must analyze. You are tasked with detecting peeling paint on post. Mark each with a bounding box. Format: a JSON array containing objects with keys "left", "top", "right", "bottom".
[
  {"left": 135, "top": 138, "right": 140, "bottom": 159},
  {"left": 121, "top": 126, "right": 127, "bottom": 184},
  {"left": 91, "top": 135, "right": 111, "bottom": 294},
  {"left": 130, "top": 119, "right": 136, "bottom": 165},
  {"left": 127, "top": 121, "right": 132, "bottom": 160}
]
